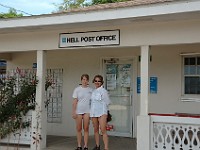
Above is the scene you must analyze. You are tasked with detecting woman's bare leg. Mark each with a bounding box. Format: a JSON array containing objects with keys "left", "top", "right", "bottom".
[
  {"left": 92, "top": 117, "right": 100, "bottom": 147},
  {"left": 83, "top": 113, "right": 90, "bottom": 148},
  {"left": 99, "top": 115, "right": 109, "bottom": 150},
  {"left": 76, "top": 114, "right": 83, "bottom": 147}
]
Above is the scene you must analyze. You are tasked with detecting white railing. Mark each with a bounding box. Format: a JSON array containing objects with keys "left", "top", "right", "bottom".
[
  {"left": 0, "top": 111, "right": 32, "bottom": 145},
  {"left": 151, "top": 114, "right": 200, "bottom": 150}
]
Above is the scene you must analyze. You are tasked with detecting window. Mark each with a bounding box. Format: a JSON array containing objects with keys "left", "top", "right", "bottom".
[
  {"left": 46, "top": 69, "right": 63, "bottom": 123},
  {"left": 184, "top": 57, "right": 200, "bottom": 94}
]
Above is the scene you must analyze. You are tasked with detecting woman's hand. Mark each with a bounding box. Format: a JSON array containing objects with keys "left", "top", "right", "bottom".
[{"left": 72, "top": 112, "right": 77, "bottom": 119}]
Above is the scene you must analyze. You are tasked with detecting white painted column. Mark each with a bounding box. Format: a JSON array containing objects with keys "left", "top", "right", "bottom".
[
  {"left": 140, "top": 45, "right": 149, "bottom": 115},
  {"left": 31, "top": 50, "right": 47, "bottom": 150},
  {"left": 137, "top": 45, "right": 150, "bottom": 150}
]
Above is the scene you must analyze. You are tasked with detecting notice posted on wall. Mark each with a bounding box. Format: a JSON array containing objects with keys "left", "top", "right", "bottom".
[{"left": 106, "top": 74, "right": 116, "bottom": 90}]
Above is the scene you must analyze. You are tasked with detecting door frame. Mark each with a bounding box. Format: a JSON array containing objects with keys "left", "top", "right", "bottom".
[{"left": 100, "top": 56, "right": 138, "bottom": 138}]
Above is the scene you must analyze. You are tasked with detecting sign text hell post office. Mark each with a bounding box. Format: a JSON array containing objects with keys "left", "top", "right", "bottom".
[{"left": 59, "top": 30, "right": 120, "bottom": 47}]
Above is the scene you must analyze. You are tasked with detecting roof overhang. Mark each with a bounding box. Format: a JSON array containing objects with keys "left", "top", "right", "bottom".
[{"left": 0, "top": 0, "right": 200, "bottom": 34}]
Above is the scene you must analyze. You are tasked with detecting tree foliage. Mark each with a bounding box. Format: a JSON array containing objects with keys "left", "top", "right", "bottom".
[
  {"left": 54, "top": 0, "right": 129, "bottom": 12},
  {"left": 53, "top": 0, "right": 90, "bottom": 12},
  {"left": 91, "top": 0, "right": 128, "bottom": 5},
  {"left": 0, "top": 8, "right": 23, "bottom": 19}
]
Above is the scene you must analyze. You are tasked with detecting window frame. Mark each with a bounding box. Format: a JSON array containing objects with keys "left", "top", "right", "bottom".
[{"left": 181, "top": 55, "right": 200, "bottom": 102}]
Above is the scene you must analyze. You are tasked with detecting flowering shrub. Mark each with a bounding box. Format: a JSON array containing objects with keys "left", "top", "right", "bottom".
[{"left": 0, "top": 69, "right": 38, "bottom": 139}]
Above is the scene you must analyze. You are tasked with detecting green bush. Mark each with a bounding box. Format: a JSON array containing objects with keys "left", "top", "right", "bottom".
[{"left": 0, "top": 71, "right": 38, "bottom": 139}]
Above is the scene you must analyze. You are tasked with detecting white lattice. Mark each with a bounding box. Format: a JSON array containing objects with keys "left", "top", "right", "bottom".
[
  {"left": 0, "top": 111, "right": 32, "bottom": 145},
  {"left": 46, "top": 69, "right": 63, "bottom": 123},
  {"left": 151, "top": 116, "right": 200, "bottom": 150}
]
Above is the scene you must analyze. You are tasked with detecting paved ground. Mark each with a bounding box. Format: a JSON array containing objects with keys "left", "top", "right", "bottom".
[{"left": 0, "top": 136, "right": 136, "bottom": 150}]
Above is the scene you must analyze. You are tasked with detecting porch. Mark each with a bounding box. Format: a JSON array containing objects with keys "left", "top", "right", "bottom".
[
  {"left": 0, "top": 136, "right": 136, "bottom": 150},
  {"left": 1, "top": 114, "right": 200, "bottom": 150}
]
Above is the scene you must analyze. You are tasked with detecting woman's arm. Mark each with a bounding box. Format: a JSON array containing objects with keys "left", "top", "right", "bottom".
[
  {"left": 72, "top": 98, "right": 78, "bottom": 119},
  {"left": 103, "top": 89, "right": 111, "bottom": 106}
]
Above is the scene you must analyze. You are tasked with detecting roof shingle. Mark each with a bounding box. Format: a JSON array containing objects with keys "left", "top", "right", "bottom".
[{"left": 62, "top": 0, "right": 177, "bottom": 13}]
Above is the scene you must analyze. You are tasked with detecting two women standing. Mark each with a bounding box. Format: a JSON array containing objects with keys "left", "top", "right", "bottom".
[{"left": 72, "top": 74, "right": 110, "bottom": 150}]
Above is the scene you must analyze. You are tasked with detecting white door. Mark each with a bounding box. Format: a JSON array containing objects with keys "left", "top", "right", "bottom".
[{"left": 103, "top": 58, "right": 134, "bottom": 137}]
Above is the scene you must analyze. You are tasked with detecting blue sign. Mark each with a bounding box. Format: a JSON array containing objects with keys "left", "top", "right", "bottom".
[
  {"left": 137, "top": 77, "right": 141, "bottom": 93},
  {"left": 0, "top": 60, "right": 6, "bottom": 67},
  {"left": 150, "top": 77, "right": 157, "bottom": 94},
  {"left": 137, "top": 77, "right": 157, "bottom": 94},
  {"left": 32, "top": 63, "right": 37, "bottom": 69}
]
